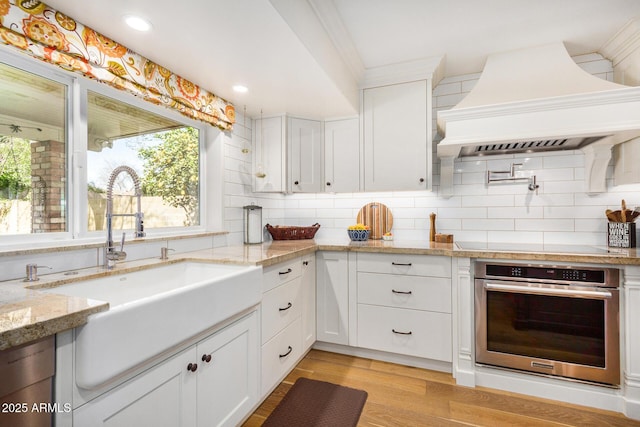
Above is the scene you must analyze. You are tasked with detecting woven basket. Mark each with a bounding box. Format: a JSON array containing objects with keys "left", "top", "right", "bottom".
[{"left": 266, "top": 223, "right": 321, "bottom": 240}]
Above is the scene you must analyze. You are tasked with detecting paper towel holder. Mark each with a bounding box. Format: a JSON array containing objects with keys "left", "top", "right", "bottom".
[{"left": 243, "top": 204, "right": 263, "bottom": 244}]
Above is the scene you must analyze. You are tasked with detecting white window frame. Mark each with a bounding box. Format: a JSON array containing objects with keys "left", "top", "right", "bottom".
[{"left": 0, "top": 46, "right": 222, "bottom": 247}]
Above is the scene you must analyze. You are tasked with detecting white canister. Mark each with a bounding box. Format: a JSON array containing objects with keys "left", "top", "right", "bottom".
[{"left": 243, "top": 204, "right": 263, "bottom": 244}]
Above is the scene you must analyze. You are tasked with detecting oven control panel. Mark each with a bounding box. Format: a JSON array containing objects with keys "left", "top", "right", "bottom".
[{"left": 481, "top": 263, "right": 617, "bottom": 286}]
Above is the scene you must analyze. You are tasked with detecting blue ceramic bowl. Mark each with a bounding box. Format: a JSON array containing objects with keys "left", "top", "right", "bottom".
[{"left": 348, "top": 229, "right": 370, "bottom": 241}]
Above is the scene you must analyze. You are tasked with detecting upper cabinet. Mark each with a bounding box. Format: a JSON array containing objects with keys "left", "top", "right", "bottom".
[
  {"left": 252, "top": 60, "right": 441, "bottom": 194},
  {"left": 362, "top": 80, "right": 432, "bottom": 191},
  {"left": 252, "top": 115, "right": 322, "bottom": 193},
  {"left": 289, "top": 118, "right": 323, "bottom": 193},
  {"left": 253, "top": 116, "right": 286, "bottom": 193},
  {"left": 324, "top": 118, "right": 360, "bottom": 193}
]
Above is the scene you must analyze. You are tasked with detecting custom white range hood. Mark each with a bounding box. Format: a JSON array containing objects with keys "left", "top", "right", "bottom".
[{"left": 436, "top": 42, "right": 640, "bottom": 195}]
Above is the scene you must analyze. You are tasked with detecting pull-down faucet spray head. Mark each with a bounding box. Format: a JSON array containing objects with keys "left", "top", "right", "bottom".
[{"left": 105, "top": 166, "right": 145, "bottom": 269}]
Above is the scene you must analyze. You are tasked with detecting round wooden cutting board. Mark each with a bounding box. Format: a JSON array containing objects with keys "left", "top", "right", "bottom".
[{"left": 356, "top": 202, "right": 393, "bottom": 239}]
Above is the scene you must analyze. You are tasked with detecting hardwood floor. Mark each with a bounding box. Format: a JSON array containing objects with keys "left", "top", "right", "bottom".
[{"left": 243, "top": 349, "right": 640, "bottom": 426}]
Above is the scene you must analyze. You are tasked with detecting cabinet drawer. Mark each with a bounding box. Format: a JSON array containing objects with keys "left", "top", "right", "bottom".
[
  {"left": 263, "top": 259, "right": 302, "bottom": 292},
  {"left": 357, "top": 272, "right": 451, "bottom": 313},
  {"left": 261, "top": 317, "right": 302, "bottom": 396},
  {"left": 357, "top": 304, "right": 451, "bottom": 362},
  {"left": 357, "top": 253, "right": 451, "bottom": 278},
  {"left": 261, "top": 277, "right": 302, "bottom": 344}
]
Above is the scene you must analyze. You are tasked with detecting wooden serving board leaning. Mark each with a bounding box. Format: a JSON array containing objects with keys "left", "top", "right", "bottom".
[{"left": 356, "top": 202, "right": 393, "bottom": 239}]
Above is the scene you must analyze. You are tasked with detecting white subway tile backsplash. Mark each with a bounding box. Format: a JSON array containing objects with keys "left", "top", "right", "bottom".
[
  {"left": 433, "top": 81, "right": 462, "bottom": 96},
  {"left": 542, "top": 231, "right": 602, "bottom": 246},
  {"left": 488, "top": 206, "right": 543, "bottom": 219},
  {"left": 488, "top": 231, "right": 543, "bottom": 244},
  {"left": 438, "top": 207, "right": 488, "bottom": 219},
  {"left": 461, "top": 195, "right": 514, "bottom": 207},
  {"left": 463, "top": 218, "right": 514, "bottom": 231},
  {"left": 515, "top": 218, "right": 574, "bottom": 232},
  {"left": 543, "top": 154, "right": 585, "bottom": 169},
  {"left": 436, "top": 93, "right": 467, "bottom": 108}
]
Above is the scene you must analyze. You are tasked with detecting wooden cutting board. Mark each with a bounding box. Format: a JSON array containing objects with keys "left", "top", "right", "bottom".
[{"left": 356, "top": 202, "right": 393, "bottom": 239}]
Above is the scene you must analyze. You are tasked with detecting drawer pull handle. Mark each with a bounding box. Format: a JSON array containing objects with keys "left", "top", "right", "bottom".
[
  {"left": 279, "top": 268, "right": 292, "bottom": 275},
  {"left": 392, "top": 289, "right": 412, "bottom": 295},
  {"left": 279, "top": 302, "right": 293, "bottom": 312},
  {"left": 202, "top": 354, "right": 212, "bottom": 363},
  {"left": 279, "top": 346, "right": 293, "bottom": 358},
  {"left": 303, "top": 261, "right": 309, "bottom": 266},
  {"left": 391, "top": 262, "right": 412, "bottom": 266},
  {"left": 187, "top": 362, "right": 198, "bottom": 372},
  {"left": 392, "top": 329, "right": 412, "bottom": 335}
]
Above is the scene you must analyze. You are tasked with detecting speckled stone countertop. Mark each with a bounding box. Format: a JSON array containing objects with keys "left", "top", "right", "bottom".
[
  {"left": 3, "top": 238, "right": 640, "bottom": 350},
  {"left": 0, "top": 284, "right": 107, "bottom": 350}
]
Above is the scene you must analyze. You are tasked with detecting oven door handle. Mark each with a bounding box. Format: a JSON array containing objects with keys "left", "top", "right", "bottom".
[{"left": 484, "top": 283, "right": 612, "bottom": 299}]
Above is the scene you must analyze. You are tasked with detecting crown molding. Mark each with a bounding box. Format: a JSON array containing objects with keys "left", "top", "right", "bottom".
[
  {"left": 600, "top": 17, "right": 640, "bottom": 85},
  {"left": 307, "top": 0, "right": 364, "bottom": 83},
  {"left": 360, "top": 56, "right": 445, "bottom": 89}
]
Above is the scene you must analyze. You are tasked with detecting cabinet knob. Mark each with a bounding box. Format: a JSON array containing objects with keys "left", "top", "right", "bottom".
[
  {"left": 202, "top": 354, "right": 212, "bottom": 363},
  {"left": 326, "top": 182, "right": 331, "bottom": 186},
  {"left": 419, "top": 178, "right": 425, "bottom": 183},
  {"left": 294, "top": 180, "right": 299, "bottom": 185},
  {"left": 187, "top": 362, "right": 198, "bottom": 372}
]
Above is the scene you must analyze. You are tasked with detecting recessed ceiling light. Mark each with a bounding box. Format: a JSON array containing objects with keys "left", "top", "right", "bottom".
[
  {"left": 124, "top": 15, "right": 152, "bottom": 32},
  {"left": 233, "top": 85, "right": 248, "bottom": 93}
]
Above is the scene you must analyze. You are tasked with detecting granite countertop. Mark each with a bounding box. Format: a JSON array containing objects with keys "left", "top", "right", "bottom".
[
  {"left": 3, "top": 238, "right": 640, "bottom": 351},
  {"left": 0, "top": 283, "right": 106, "bottom": 350}
]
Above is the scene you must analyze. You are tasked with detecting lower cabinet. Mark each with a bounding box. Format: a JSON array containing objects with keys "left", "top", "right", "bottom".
[
  {"left": 357, "top": 305, "right": 452, "bottom": 361},
  {"left": 301, "top": 254, "right": 317, "bottom": 351},
  {"left": 260, "top": 257, "right": 314, "bottom": 396},
  {"left": 73, "top": 311, "right": 259, "bottom": 427},
  {"left": 261, "top": 317, "right": 303, "bottom": 396},
  {"left": 355, "top": 253, "right": 452, "bottom": 362},
  {"left": 316, "top": 251, "right": 350, "bottom": 345},
  {"left": 315, "top": 251, "right": 453, "bottom": 364}
]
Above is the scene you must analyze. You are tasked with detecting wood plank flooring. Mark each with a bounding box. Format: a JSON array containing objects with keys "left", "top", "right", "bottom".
[{"left": 243, "top": 349, "right": 640, "bottom": 426}]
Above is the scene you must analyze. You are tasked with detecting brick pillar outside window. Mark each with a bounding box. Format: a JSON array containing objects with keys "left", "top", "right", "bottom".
[{"left": 30, "top": 140, "right": 65, "bottom": 233}]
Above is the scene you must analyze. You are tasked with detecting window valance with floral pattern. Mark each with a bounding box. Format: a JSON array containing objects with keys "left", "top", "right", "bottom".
[{"left": 0, "top": 0, "right": 235, "bottom": 130}]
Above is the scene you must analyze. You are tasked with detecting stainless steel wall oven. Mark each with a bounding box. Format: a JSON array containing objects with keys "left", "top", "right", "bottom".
[{"left": 475, "top": 261, "right": 620, "bottom": 386}]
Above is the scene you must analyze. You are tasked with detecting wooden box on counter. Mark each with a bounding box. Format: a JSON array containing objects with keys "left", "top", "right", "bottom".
[{"left": 607, "top": 222, "right": 636, "bottom": 248}]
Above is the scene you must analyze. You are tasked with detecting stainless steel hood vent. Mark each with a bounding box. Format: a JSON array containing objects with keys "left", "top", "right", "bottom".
[
  {"left": 436, "top": 42, "right": 640, "bottom": 196},
  {"left": 462, "top": 136, "right": 605, "bottom": 157}
]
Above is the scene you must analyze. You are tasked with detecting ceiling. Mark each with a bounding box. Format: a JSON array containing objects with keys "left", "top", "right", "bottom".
[{"left": 40, "top": 1, "right": 640, "bottom": 121}]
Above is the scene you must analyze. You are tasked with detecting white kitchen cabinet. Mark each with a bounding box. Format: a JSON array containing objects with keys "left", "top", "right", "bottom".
[
  {"left": 73, "top": 347, "right": 197, "bottom": 427},
  {"left": 362, "top": 80, "right": 431, "bottom": 191},
  {"left": 253, "top": 116, "right": 286, "bottom": 192},
  {"left": 323, "top": 118, "right": 360, "bottom": 192},
  {"left": 289, "top": 117, "right": 323, "bottom": 193},
  {"left": 252, "top": 115, "right": 322, "bottom": 193},
  {"left": 196, "top": 311, "right": 259, "bottom": 427},
  {"left": 355, "top": 253, "right": 452, "bottom": 362},
  {"left": 260, "top": 258, "right": 309, "bottom": 396},
  {"left": 301, "top": 254, "right": 317, "bottom": 351},
  {"left": 73, "top": 311, "right": 258, "bottom": 427},
  {"left": 316, "top": 251, "right": 350, "bottom": 345}
]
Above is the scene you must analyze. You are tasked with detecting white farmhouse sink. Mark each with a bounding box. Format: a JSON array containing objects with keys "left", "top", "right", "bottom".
[{"left": 42, "top": 261, "right": 262, "bottom": 390}]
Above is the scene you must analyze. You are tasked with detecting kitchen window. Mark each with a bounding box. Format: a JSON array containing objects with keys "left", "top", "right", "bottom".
[
  {"left": 86, "top": 91, "right": 201, "bottom": 232},
  {"left": 0, "top": 59, "right": 68, "bottom": 237},
  {"left": 0, "top": 49, "right": 210, "bottom": 244}
]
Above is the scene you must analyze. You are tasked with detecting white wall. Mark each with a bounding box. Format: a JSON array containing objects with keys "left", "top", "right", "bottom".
[{"left": 267, "top": 53, "right": 640, "bottom": 246}]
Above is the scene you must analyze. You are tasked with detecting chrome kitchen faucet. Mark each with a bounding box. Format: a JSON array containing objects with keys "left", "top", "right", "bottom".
[{"left": 104, "top": 165, "right": 145, "bottom": 269}]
